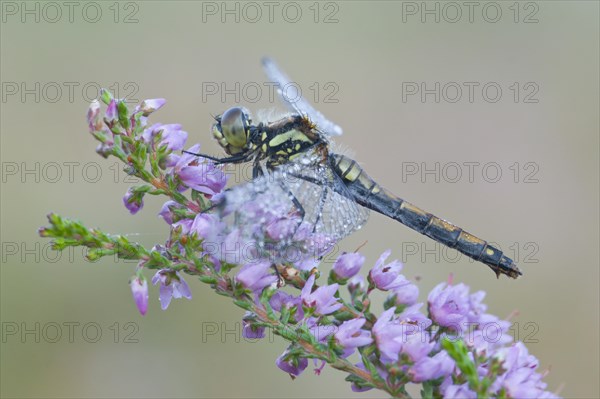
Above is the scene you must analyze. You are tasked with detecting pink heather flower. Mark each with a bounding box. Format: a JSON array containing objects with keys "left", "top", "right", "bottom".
[
  {"left": 170, "top": 144, "right": 228, "bottom": 196},
  {"left": 159, "top": 124, "right": 188, "bottom": 151},
  {"left": 130, "top": 276, "right": 148, "bottom": 316},
  {"left": 158, "top": 200, "right": 182, "bottom": 225},
  {"left": 242, "top": 322, "right": 265, "bottom": 339},
  {"left": 372, "top": 307, "right": 404, "bottom": 363},
  {"left": 135, "top": 98, "right": 166, "bottom": 116},
  {"left": 269, "top": 291, "right": 303, "bottom": 321},
  {"left": 409, "top": 350, "right": 455, "bottom": 382},
  {"left": 142, "top": 123, "right": 188, "bottom": 152},
  {"left": 236, "top": 261, "right": 277, "bottom": 292},
  {"left": 301, "top": 275, "right": 342, "bottom": 315},
  {"left": 213, "top": 228, "right": 261, "bottom": 265},
  {"left": 466, "top": 289, "right": 488, "bottom": 323},
  {"left": 306, "top": 317, "right": 336, "bottom": 343},
  {"left": 427, "top": 282, "right": 471, "bottom": 329},
  {"left": 392, "top": 282, "right": 419, "bottom": 306},
  {"left": 265, "top": 217, "right": 299, "bottom": 241},
  {"left": 294, "top": 256, "right": 320, "bottom": 272},
  {"left": 443, "top": 383, "right": 477, "bottom": 399},
  {"left": 87, "top": 100, "right": 101, "bottom": 131},
  {"left": 502, "top": 370, "right": 548, "bottom": 399},
  {"left": 276, "top": 350, "right": 308, "bottom": 378},
  {"left": 348, "top": 274, "right": 366, "bottom": 296},
  {"left": 204, "top": 228, "right": 231, "bottom": 264},
  {"left": 369, "top": 250, "right": 410, "bottom": 291},
  {"left": 467, "top": 314, "right": 513, "bottom": 352},
  {"left": 123, "top": 188, "right": 143, "bottom": 214},
  {"left": 335, "top": 318, "right": 373, "bottom": 355},
  {"left": 351, "top": 385, "right": 373, "bottom": 393},
  {"left": 398, "top": 329, "right": 434, "bottom": 363},
  {"left": 151, "top": 269, "right": 192, "bottom": 310},
  {"left": 172, "top": 218, "right": 193, "bottom": 235},
  {"left": 465, "top": 329, "right": 505, "bottom": 357},
  {"left": 312, "top": 359, "right": 326, "bottom": 375},
  {"left": 105, "top": 99, "right": 118, "bottom": 122},
  {"left": 141, "top": 122, "right": 161, "bottom": 143},
  {"left": 491, "top": 342, "right": 558, "bottom": 398},
  {"left": 332, "top": 252, "right": 365, "bottom": 280},
  {"left": 242, "top": 312, "right": 265, "bottom": 339},
  {"left": 269, "top": 291, "right": 297, "bottom": 311},
  {"left": 190, "top": 213, "right": 225, "bottom": 240},
  {"left": 398, "top": 303, "right": 432, "bottom": 330}
]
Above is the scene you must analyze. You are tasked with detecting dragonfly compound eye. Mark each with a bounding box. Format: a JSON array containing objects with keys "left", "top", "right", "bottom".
[{"left": 218, "top": 107, "right": 251, "bottom": 152}]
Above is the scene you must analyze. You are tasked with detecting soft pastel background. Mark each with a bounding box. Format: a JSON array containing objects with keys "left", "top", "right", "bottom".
[{"left": 1, "top": 1, "right": 598, "bottom": 398}]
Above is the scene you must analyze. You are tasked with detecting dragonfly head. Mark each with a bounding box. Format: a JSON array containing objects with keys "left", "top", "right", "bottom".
[{"left": 212, "top": 107, "right": 252, "bottom": 155}]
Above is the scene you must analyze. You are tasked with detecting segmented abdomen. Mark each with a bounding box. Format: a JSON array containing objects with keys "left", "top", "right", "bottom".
[{"left": 330, "top": 154, "right": 521, "bottom": 279}]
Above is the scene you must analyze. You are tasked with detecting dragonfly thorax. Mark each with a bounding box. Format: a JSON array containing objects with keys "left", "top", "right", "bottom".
[{"left": 211, "top": 105, "right": 321, "bottom": 169}]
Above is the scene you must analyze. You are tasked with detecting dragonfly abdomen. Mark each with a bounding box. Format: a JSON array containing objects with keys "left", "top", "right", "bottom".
[{"left": 330, "top": 154, "right": 522, "bottom": 279}]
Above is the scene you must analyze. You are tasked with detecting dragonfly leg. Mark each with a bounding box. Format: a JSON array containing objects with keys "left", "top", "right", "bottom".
[
  {"left": 252, "top": 159, "right": 263, "bottom": 179},
  {"left": 272, "top": 181, "right": 306, "bottom": 240},
  {"left": 182, "top": 150, "right": 252, "bottom": 164},
  {"left": 312, "top": 186, "right": 329, "bottom": 233},
  {"left": 278, "top": 181, "right": 305, "bottom": 221}
]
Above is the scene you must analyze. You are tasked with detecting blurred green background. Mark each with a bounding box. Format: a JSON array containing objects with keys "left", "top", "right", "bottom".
[{"left": 1, "top": 1, "right": 598, "bottom": 398}]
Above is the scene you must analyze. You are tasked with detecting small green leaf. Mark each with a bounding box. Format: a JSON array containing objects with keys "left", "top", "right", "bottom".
[
  {"left": 233, "top": 300, "right": 252, "bottom": 311},
  {"left": 198, "top": 275, "right": 217, "bottom": 285},
  {"left": 100, "top": 89, "right": 113, "bottom": 105},
  {"left": 117, "top": 101, "right": 130, "bottom": 129}
]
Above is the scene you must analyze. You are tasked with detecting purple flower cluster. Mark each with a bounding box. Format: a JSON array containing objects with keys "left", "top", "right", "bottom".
[
  {"left": 493, "top": 342, "right": 559, "bottom": 399},
  {"left": 141, "top": 123, "right": 188, "bottom": 151},
  {"left": 167, "top": 143, "right": 227, "bottom": 197},
  {"left": 236, "top": 261, "right": 278, "bottom": 292},
  {"left": 332, "top": 252, "right": 364, "bottom": 280},
  {"left": 369, "top": 250, "right": 410, "bottom": 290},
  {"left": 240, "top": 248, "right": 558, "bottom": 398},
  {"left": 85, "top": 95, "right": 560, "bottom": 398},
  {"left": 335, "top": 318, "right": 373, "bottom": 357},
  {"left": 151, "top": 269, "right": 192, "bottom": 310},
  {"left": 130, "top": 276, "right": 148, "bottom": 315}
]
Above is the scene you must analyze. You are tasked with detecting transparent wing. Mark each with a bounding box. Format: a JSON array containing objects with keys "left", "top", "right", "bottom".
[
  {"left": 217, "top": 151, "right": 368, "bottom": 263},
  {"left": 262, "top": 57, "right": 344, "bottom": 137},
  {"left": 280, "top": 152, "right": 369, "bottom": 241}
]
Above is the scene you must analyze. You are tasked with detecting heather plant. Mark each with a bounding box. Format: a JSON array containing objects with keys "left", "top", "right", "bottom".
[{"left": 39, "top": 91, "right": 560, "bottom": 398}]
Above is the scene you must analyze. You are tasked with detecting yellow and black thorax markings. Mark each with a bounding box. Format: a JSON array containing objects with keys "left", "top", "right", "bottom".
[{"left": 254, "top": 115, "right": 321, "bottom": 165}]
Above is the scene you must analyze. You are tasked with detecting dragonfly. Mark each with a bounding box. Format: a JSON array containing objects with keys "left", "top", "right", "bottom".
[{"left": 189, "top": 58, "right": 522, "bottom": 279}]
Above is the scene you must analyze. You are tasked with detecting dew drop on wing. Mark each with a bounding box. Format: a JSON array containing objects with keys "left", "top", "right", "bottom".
[{"left": 213, "top": 151, "right": 369, "bottom": 264}]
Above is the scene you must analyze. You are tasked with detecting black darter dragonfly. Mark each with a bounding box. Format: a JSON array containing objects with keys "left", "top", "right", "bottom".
[{"left": 190, "top": 58, "right": 522, "bottom": 279}]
